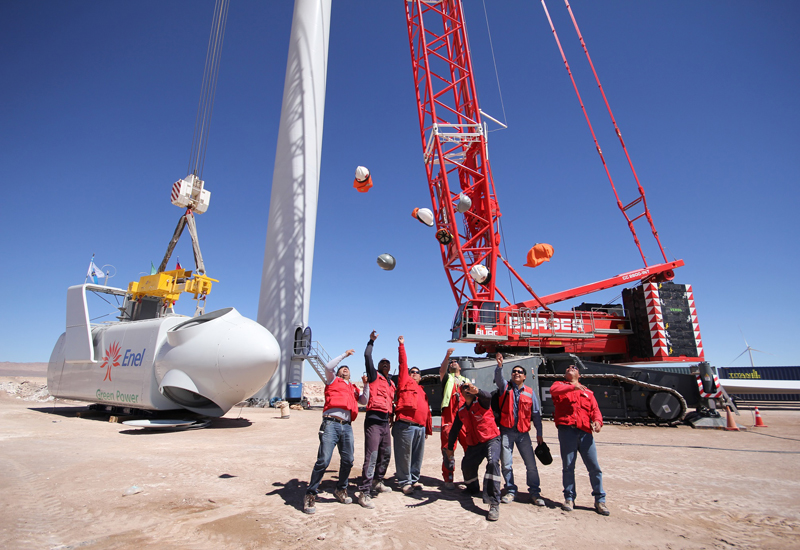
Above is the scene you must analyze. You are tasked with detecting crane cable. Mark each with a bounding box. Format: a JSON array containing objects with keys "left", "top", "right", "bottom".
[
  {"left": 561, "top": 0, "right": 668, "bottom": 264},
  {"left": 187, "top": 0, "right": 230, "bottom": 179},
  {"left": 480, "top": 0, "right": 508, "bottom": 131}
]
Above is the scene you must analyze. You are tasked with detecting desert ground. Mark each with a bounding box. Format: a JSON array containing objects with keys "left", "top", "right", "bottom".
[{"left": 1, "top": 362, "right": 799, "bottom": 550}]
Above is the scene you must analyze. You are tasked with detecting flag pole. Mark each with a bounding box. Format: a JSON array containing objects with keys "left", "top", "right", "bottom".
[{"left": 85, "top": 253, "right": 95, "bottom": 284}]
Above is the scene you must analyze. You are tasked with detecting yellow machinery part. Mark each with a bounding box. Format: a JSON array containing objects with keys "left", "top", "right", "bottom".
[{"left": 127, "top": 269, "right": 218, "bottom": 308}]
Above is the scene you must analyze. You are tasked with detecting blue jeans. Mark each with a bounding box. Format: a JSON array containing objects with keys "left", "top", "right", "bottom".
[
  {"left": 392, "top": 421, "right": 425, "bottom": 488},
  {"left": 500, "top": 427, "right": 541, "bottom": 497},
  {"left": 557, "top": 425, "right": 605, "bottom": 503},
  {"left": 307, "top": 418, "right": 354, "bottom": 495}
]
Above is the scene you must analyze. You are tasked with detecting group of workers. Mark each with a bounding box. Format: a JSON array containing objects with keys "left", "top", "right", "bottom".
[{"left": 303, "top": 332, "right": 608, "bottom": 521}]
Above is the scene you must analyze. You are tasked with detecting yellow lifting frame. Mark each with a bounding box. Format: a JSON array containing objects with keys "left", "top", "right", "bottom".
[{"left": 127, "top": 268, "right": 218, "bottom": 309}]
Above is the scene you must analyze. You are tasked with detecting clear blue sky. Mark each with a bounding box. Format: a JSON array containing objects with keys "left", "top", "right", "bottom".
[{"left": 2, "top": 1, "right": 798, "bottom": 378}]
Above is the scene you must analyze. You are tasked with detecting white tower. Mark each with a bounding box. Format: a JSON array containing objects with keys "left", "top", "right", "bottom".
[{"left": 255, "top": 0, "right": 331, "bottom": 400}]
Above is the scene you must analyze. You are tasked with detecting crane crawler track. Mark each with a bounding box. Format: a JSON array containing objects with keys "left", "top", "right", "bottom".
[{"left": 538, "top": 373, "right": 688, "bottom": 426}]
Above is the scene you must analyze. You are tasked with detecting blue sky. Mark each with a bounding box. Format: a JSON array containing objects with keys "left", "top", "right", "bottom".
[{"left": 1, "top": 1, "right": 798, "bottom": 378}]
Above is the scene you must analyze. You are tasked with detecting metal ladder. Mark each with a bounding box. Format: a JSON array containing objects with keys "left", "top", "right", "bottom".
[{"left": 293, "top": 339, "right": 332, "bottom": 382}]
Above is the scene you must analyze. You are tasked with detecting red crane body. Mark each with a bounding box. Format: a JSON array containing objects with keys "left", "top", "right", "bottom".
[{"left": 404, "top": 0, "right": 703, "bottom": 363}]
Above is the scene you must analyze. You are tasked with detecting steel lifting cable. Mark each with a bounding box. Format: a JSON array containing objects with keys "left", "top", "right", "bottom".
[
  {"left": 480, "top": 0, "right": 509, "bottom": 130},
  {"left": 562, "top": 0, "right": 667, "bottom": 264},
  {"left": 188, "top": 0, "right": 230, "bottom": 179},
  {"left": 540, "top": 0, "right": 651, "bottom": 267}
]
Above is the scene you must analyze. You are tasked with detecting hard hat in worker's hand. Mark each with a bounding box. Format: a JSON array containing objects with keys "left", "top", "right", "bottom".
[
  {"left": 412, "top": 207, "right": 434, "bottom": 227},
  {"left": 377, "top": 253, "right": 396, "bottom": 271},
  {"left": 355, "top": 166, "right": 370, "bottom": 182},
  {"left": 456, "top": 193, "right": 472, "bottom": 213}
]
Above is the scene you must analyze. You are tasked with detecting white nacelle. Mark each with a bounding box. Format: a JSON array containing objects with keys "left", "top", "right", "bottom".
[
  {"left": 48, "top": 285, "right": 280, "bottom": 416},
  {"left": 171, "top": 174, "right": 211, "bottom": 214}
]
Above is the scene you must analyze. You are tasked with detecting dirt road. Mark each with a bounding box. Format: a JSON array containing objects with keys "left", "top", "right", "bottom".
[{"left": 1, "top": 374, "right": 798, "bottom": 549}]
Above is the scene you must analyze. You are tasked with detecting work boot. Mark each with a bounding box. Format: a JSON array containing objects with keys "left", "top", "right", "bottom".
[
  {"left": 373, "top": 481, "right": 391, "bottom": 493},
  {"left": 595, "top": 501, "right": 610, "bottom": 516},
  {"left": 487, "top": 504, "right": 500, "bottom": 521},
  {"left": 358, "top": 492, "right": 375, "bottom": 509},
  {"left": 532, "top": 496, "right": 546, "bottom": 507},
  {"left": 561, "top": 499, "right": 574, "bottom": 512},
  {"left": 501, "top": 493, "right": 514, "bottom": 504},
  {"left": 303, "top": 493, "right": 316, "bottom": 515},
  {"left": 402, "top": 484, "right": 414, "bottom": 495},
  {"left": 413, "top": 482, "right": 423, "bottom": 491},
  {"left": 334, "top": 489, "right": 352, "bottom": 504},
  {"left": 444, "top": 481, "right": 455, "bottom": 490}
]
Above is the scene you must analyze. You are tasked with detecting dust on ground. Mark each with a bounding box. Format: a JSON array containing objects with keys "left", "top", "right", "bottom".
[{"left": 1, "top": 365, "right": 798, "bottom": 550}]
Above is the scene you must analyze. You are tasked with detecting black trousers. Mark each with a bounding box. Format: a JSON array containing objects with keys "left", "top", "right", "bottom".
[{"left": 461, "top": 435, "right": 502, "bottom": 505}]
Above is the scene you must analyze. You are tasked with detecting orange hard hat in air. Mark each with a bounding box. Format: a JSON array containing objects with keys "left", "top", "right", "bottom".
[
  {"left": 524, "top": 243, "right": 554, "bottom": 268},
  {"left": 354, "top": 166, "right": 373, "bottom": 193}
]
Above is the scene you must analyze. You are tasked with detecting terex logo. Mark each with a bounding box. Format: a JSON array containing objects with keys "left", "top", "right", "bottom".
[{"left": 99, "top": 342, "right": 147, "bottom": 381}]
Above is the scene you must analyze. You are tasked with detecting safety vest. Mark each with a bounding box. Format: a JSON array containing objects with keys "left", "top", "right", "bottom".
[
  {"left": 458, "top": 399, "right": 500, "bottom": 447},
  {"left": 499, "top": 383, "right": 534, "bottom": 432},
  {"left": 367, "top": 375, "right": 395, "bottom": 414},
  {"left": 324, "top": 377, "right": 359, "bottom": 420}
]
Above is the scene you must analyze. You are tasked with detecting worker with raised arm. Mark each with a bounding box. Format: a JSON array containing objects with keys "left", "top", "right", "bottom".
[
  {"left": 392, "top": 335, "right": 433, "bottom": 495},
  {"left": 550, "top": 363, "right": 609, "bottom": 516},
  {"left": 356, "top": 330, "right": 396, "bottom": 508},
  {"left": 439, "top": 347, "right": 469, "bottom": 489},
  {"left": 493, "top": 352, "right": 546, "bottom": 506},
  {"left": 303, "top": 349, "right": 369, "bottom": 515},
  {"left": 445, "top": 383, "right": 503, "bottom": 521}
]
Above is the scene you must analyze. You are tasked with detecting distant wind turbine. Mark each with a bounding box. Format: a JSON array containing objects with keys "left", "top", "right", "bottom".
[{"left": 730, "top": 329, "right": 774, "bottom": 367}]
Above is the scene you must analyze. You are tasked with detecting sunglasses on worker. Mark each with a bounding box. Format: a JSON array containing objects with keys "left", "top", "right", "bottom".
[
  {"left": 409, "top": 369, "right": 420, "bottom": 375},
  {"left": 511, "top": 369, "right": 525, "bottom": 375}
]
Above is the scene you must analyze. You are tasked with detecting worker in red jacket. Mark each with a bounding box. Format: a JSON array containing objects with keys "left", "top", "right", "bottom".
[
  {"left": 357, "top": 330, "right": 396, "bottom": 508},
  {"left": 550, "top": 363, "right": 609, "bottom": 516},
  {"left": 303, "top": 349, "right": 369, "bottom": 515},
  {"left": 392, "top": 335, "right": 433, "bottom": 495},
  {"left": 494, "top": 353, "right": 545, "bottom": 506},
  {"left": 438, "top": 347, "right": 469, "bottom": 489},
  {"left": 445, "top": 383, "right": 503, "bottom": 522}
]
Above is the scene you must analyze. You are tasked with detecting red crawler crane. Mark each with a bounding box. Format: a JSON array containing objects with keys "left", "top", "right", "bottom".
[{"left": 404, "top": 0, "right": 702, "bottom": 363}]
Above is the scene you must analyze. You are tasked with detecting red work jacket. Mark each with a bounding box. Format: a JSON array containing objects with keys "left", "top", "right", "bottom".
[
  {"left": 394, "top": 343, "right": 433, "bottom": 435},
  {"left": 324, "top": 377, "right": 360, "bottom": 421},
  {"left": 499, "top": 383, "right": 534, "bottom": 432},
  {"left": 367, "top": 375, "right": 395, "bottom": 414},
  {"left": 550, "top": 381, "right": 603, "bottom": 433},
  {"left": 458, "top": 399, "right": 500, "bottom": 447}
]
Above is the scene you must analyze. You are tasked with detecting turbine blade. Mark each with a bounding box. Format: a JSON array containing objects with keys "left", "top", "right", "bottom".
[{"left": 730, "top": 349, "right": 749, "bottom": 363}]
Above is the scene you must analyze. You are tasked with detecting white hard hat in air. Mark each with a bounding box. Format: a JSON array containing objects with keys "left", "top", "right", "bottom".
[
  {"left": 412, "top": 207, "right": 434, "bottom": 227},
  {"left": 456, "top": 193, "right": 472, "bottom": 213},
  {"left": 355, "top": 166, "right": 371, "bottom": 182},
  {"left": 469, "top": 264, "right": 489, "bottom": 284},
  {"left": 377, "top": 253, "right": 396, "bottom": 271}
]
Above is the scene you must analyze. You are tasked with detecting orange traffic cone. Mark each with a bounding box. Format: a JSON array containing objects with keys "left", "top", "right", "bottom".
[
  {"left": 754, "top": 407, "right": 768, "bottom": 427},
  {"left": 725, "top": 406, "right": 740, "bottom": 431}
]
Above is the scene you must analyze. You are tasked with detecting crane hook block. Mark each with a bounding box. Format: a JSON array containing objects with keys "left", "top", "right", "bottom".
[{"left": 171, "top": 174, "right": 210, "bottom": 213}]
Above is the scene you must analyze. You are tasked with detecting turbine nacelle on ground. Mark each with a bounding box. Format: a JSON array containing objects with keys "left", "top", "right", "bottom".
[{"left": 48, "top": 284, "right": 280, "bottom": 417}]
